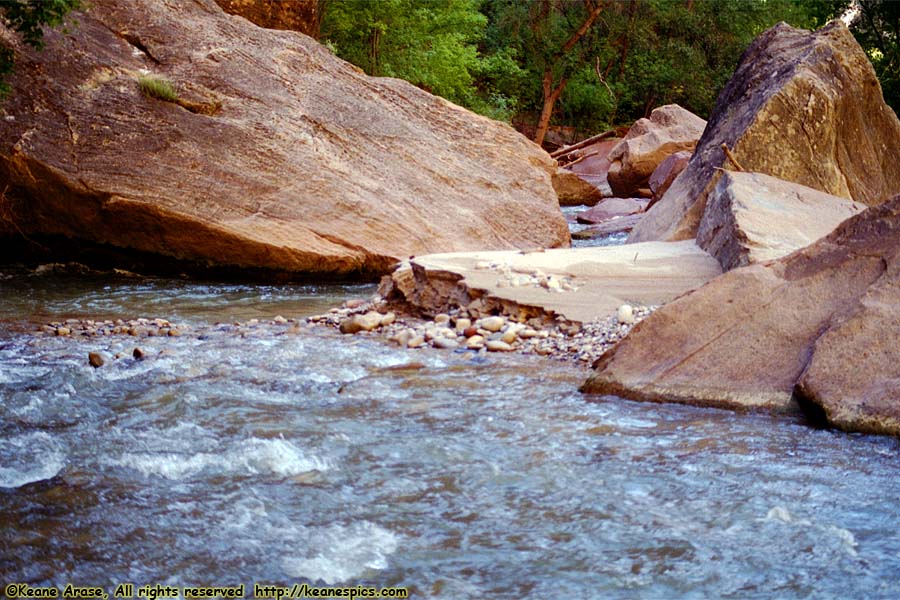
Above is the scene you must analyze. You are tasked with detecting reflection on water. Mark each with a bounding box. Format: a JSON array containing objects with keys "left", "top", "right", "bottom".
[{"left": 1, "top": 272, "right": 900, "bottom": 598}]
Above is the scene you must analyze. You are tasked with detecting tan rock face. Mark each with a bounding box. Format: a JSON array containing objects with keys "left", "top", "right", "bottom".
[
  {"left": 582, "top": 194, "right": 900, "bottom": 435},
  {"left": 552, "top": 168, "right": 606, "bottom": 206},
  {"left": 214, "top": 0, "right": 319, "bottom": 37},
  {"left": 698, "top": 171, "right": 866, "bottom": 270},
  {"left": 0, "top": 0, "right": 568, "bottom": 278},
  {"left": 630, "top": 21, "right": 900, "bottom": 244},
  {"left": 606, "top": 105, "right": 706, "bottom": 198}
]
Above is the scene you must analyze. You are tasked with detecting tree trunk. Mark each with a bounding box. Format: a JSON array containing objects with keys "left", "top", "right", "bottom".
[{"left": 534, "top": 71, "right": 568, "bottom": 147}]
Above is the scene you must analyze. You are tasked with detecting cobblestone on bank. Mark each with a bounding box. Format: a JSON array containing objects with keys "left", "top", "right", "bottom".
[
  {"left": 307, "top": 296, "right": 656, "bottom": 364},
  {"left": 33, "top": 302, "right": 654, "bottom": 367}
]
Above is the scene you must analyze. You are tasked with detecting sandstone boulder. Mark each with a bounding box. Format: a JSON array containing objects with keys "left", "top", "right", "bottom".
[
  {"left": 214, "top": 0, "right": 319, "bottom": 37},
  {"left": 576, "top": 198, "right": 648, "bottom": 224},
  {"left": 606, "top": 105, "right": 706, "bottom": 198},
  {"left": 698, "top": 171, "right": 866, "bottom": 270},
  {"left": 552, "top": 137, "right": 619, "bottom": 205},
  {"left": 647, "top": 150, "right": 690, "bottom": 207},
  {"left": 0, "top": 0, "right": 568, "bottom": 278},
  {"left": 552, "top": 168, "right": 606, "bottom": 206},
  {"left": 582, "top": 194, "right": 900, "bottom": 435},
  {"left": 630, "top": 21, "right": 900, "bottom": 244}
]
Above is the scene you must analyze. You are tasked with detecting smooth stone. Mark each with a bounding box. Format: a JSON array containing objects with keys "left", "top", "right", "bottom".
[
  {"left": 486, "top": 340, "right": 514, "bottom": 352},
  {"left": 617, "top": 304, "right": 635, "bottom": 325},
  {"left": 273, "top": 315, "right": 288, "bottom": 324},
  {"left": 380, "top": 312, "right": 396, "bottom": 326},
  {"left": 462, "top": 326, "right": 479, "bottom": 338},
  {"left": 454, "top": 318, "right": 472, "bottom": 333},
  {"left": 407, "top": 336, "right": 426, "bottom": 349},
  {"left": 434, "top": 313, "right": 451, "bottom": 325},
  {"left": 466, "top": 335, "right": 485, "bottom": 349},
  {"left": 132, "top": 347, "right": 146, "bottom": 360},
  {"left": 480, "top": 316, "right": 506, "bottom": 332},
  {"left": 88, "top": 352, "right": 105, "bottom": 368},
  {"left": 432, "top": 337, "right": 459, "bottom": 350},
  {"left": 501, "top": 330, "right": 517, "bottom": 344}
]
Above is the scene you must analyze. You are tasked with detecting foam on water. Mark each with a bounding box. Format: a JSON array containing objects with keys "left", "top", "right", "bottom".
[
  {"left": 0, "top": 432, "right": 66, "bottom": 488},
  {"left": 281, "top": 521, "right": 400, "bottom": 584},
  {"left": 107, "top": 436, "right": 330, "bottom": 481}
]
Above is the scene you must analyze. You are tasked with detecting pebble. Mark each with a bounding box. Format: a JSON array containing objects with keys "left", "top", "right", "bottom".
[
  {"left": 500, "top": 329, "right": 517, "bottom": 344},
  {"left": 380, "top": 312, "right": 396, "bottom": 327},
  {"left": 486, "top": 340, "right": 513, "bottom": 352},
  {"left": 132, "top": 347, "right": 146, "bottom": 360},
  {"left": 480, "top": 316, "right": 505, "bottom": 332},
  {"left": 617, "top": 304, "right": 635, "bottom": 325},
  {"left": 466, "top": 335, "right": 485, "bottom": 349},
  {"left": 273, "top": 315, "right": 288, "bottom": 324},
  {"left": 434, "top": 313, "right": 451, "bottom": 325},
  {"left": 407, "top": 336, "right": 426, "bottom": 349},
  {"left": 432, "top": 337, "right": 459, "bottom": 350},
  {"left": 454, "top": 318, "right": 472, "bottom": 333},
  {"left": 462, "top": 326, "right": 479, "bottom": 338}
]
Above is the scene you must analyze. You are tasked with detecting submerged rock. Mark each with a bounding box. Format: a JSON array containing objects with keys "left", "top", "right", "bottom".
[
  {"left": 0, "top": 0, "right": 568, "bottom": 278},
  {"left": 582, "top": 194, "right": 900, "bottom": 436},
  {"left": 630, "top": 21, "right": 900, "bottom": 244}
]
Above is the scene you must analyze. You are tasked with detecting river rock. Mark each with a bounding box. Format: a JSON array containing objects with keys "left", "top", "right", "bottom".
[
  {"left": 576, "top": 198, "right": 648, "bottom": 224},
  {"left": 432, "top": 337, "right": 459, "bottom": 350},
  {"left": 465, "top": 335, "right": 485, "bottom": 349},
  {"left": 630, "top": 21, "right": 900, "bottom": 244},
  {"left": 648, "top": 150, "right": 690, "bottom": 207},
  {"left": 486, "top": 340, "right": 514, "bottom": 352},
  {"left": 339, "top": 311, "right": 382, "bottom": 334},
  {"left": 88, "top": 352, "right": 106, "bottom": 368},
  {"left": 616, "top": 304, "right": 634, "bottom": 325},
  {"left": 214, "top": 0, "right": 319, "bottom": 37},
  {"left": 606, "top": 105, "right": 706, "bottom": 198},
  {"left": 480, "top": 316, "right": 506, "bottom": 332},
  {"left": 698, "top": 171, "right": 866, "bottom": 270},
  {"left": 0, "top": 0, "right": 568, "bottom": 278},
  {"left": 582, "top": 194, "right": 900, "bottom": 435}
]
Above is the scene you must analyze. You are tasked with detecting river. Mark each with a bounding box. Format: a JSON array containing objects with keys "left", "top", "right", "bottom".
[{"left": 1, "top": 270, "right": 899, "bottom": 598}]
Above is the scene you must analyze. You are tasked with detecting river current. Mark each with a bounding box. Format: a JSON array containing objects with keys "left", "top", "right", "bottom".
[{"left": 1, "top": 271, "right": 900, "bottom": 598}]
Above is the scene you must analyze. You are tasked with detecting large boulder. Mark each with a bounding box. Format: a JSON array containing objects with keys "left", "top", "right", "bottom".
[
  {"left": 698, "top": 171, "right": 866, "bottom": 270},
  {"left": 582, "top": 194, "right": 900, "bottom": 435},
  {"left": 630, "top": 21, "right": 900, "bottom": 244},
  {"left": 606, "top": 105, "right": 706, "bottom": 197},
  {"left": 214, "top": 0, "right": 319, "bottom": 37},
  {"left": 0, "top": 0, "right": 568, "bottom": 278}
]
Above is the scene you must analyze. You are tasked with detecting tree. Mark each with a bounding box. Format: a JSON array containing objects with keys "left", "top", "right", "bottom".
[
  {"left": 320, "top": 0, "right": 489, "bottom": 108},
  {"left": 0, "top": 0, "right": 81, "bottom": 97}
]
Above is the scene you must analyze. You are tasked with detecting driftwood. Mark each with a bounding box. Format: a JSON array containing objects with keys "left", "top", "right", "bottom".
[
  {"left": 550, "top": 129, "right": 617, "bottom": 159},
  {"left": 720, "top": 143, "right": 745, "bottom": 171},
  {"left": 563, "top": 150, "right": 599, "bottom": 168}
]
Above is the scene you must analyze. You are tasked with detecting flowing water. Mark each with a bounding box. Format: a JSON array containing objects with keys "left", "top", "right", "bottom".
[{"left": 2, "top": 270, "right": 900, "bottom": 599}]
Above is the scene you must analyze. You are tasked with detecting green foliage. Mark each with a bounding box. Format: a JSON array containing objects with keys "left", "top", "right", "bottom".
[
  {"left": 816, "top": 0, "right": 900, "bottom": 113},
  {"left": 0, "top": 0, "right": 80, "bottom": 97},
  {"left": 316, "top": 0, "right": 899, "bottom": 133},
  {"left": 321, "top": 0, "right": 488, "bottom": 108},
  {"left": 138, "top": 75, "right": 179, "bottom": 103}
]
